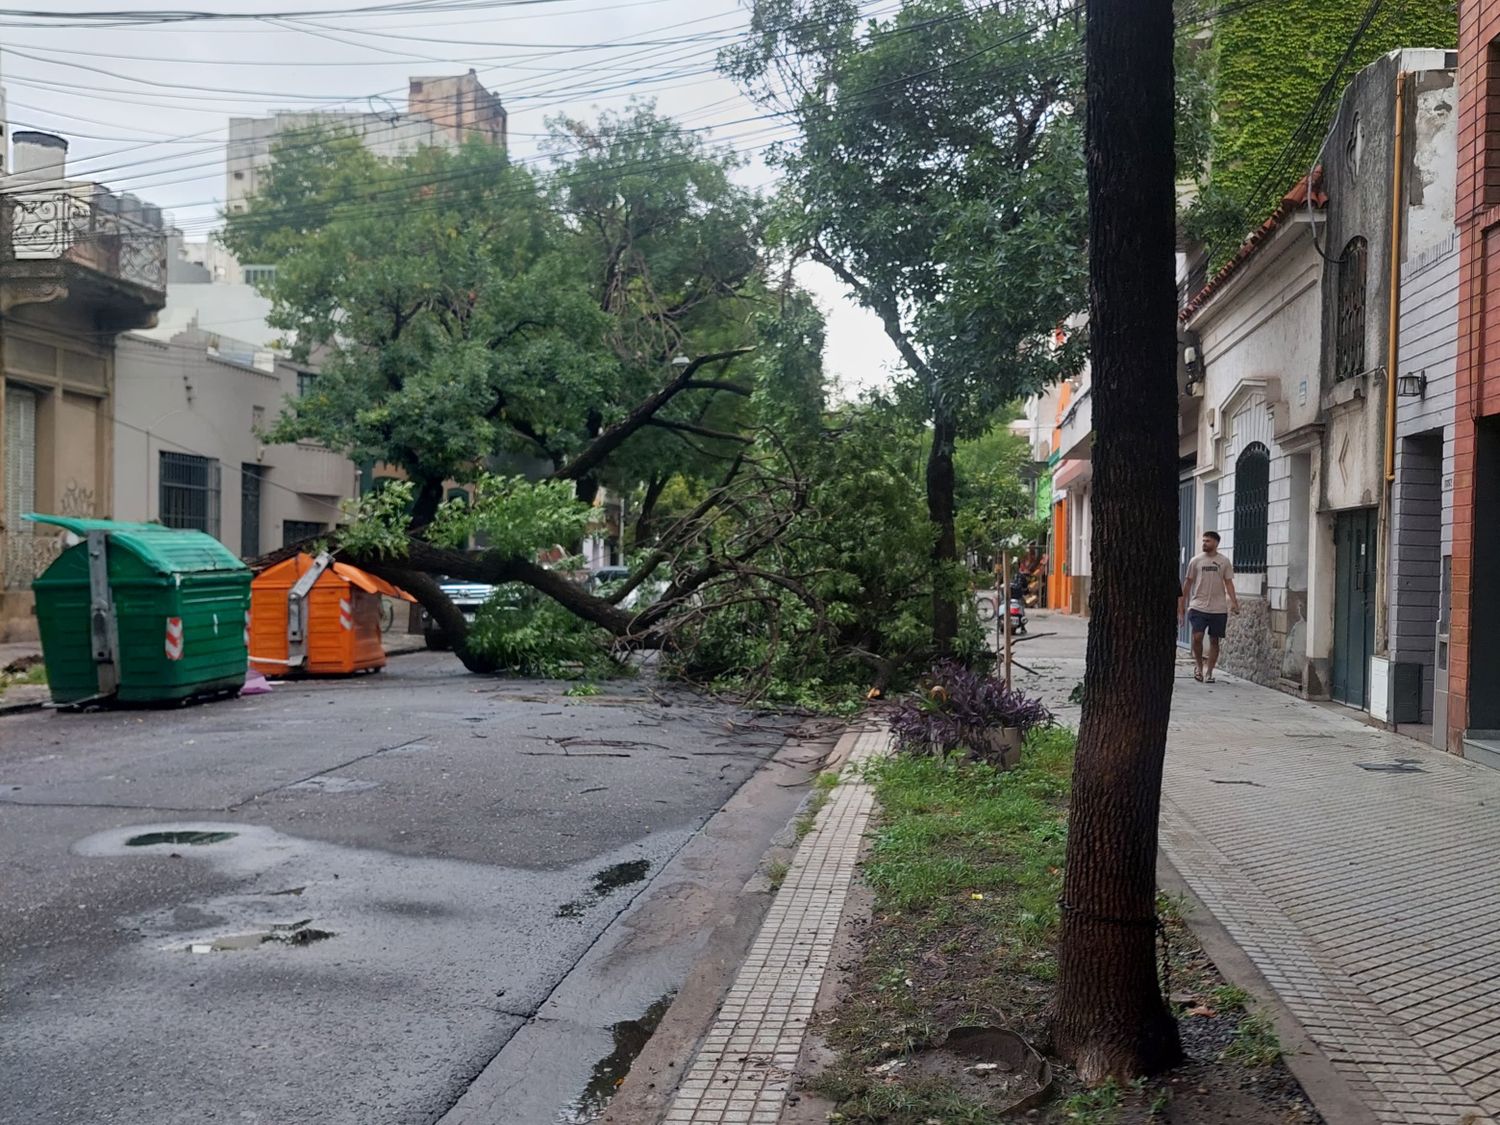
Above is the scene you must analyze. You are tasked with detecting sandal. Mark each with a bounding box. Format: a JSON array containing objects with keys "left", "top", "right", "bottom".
[
  {"left": 1193, "top": 669, "right": 1203, "bottom": 682},
  {"left": 1205, "top": 674, "right": 1216, "bottom": 683}
]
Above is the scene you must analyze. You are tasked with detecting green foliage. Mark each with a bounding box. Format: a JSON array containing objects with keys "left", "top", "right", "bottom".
[
  {"left": 953, "top": 422, "right": 1043, "bottom": 559},
  {"left": 865, "top": 728, "right": 1074, "bottom": 926},
  {"left": 223, "top": 105, "right": 768, "bottom": 510},
  {"left": 0, "top": 662, "right": 47, "bottom": 696},
  {"left": 428, "top": 475, "right": 595, "bottom": 555},
  {"left": 1184, "top": 0, "right": 1456, "bottom": 263},
  {"left": 465, "top": 588, "right": 622, "bottom": 678},
  {"left": 666, "top": 391, "right": 940, "bottom": 699},
  {"left": 725, "top": 0, "right": 1087, "bottom": 650},
  {"left": 1222, "top": 1012, "right": 1282, "bottom": 1067},
  {"left": 1210, "top": 983, "right": 1252, "bottom": 1010},
  {"left": 336, "top": 480, "right": 416, "bottom": 559},
  {"left": 1063, "top": 1080, "right": 1122, "bottom": 1122},
  {"left": 807, "top": 728, "right": 1076, "bottom": 1119},
  {"left": 728, "top": 0, "right": 1089, "bottom": 411}
]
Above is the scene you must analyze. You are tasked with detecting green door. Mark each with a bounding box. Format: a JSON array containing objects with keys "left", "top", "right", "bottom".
[{"left": 1332, "top": 508, "right": 1377, "bottom": 708}]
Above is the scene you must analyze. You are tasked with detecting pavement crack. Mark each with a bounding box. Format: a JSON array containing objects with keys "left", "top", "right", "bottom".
[
  {"left": 0, "top": 798, "right": 230, "bottom": 813},
  {"left": 231, "top": 734, "right": 431, "bottom": 808}
]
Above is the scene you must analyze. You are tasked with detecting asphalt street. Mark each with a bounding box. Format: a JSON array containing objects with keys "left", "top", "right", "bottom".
[{"left": 0, "top": 653, "right": 822, "bottom": 1125}]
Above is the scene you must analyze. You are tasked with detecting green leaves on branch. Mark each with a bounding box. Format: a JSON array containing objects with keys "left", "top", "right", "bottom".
[
  {"left": 427, "top": 476, "right": 595, "bottom": 556},
  {"left": 1181, "top": 0, "right": 1455, "bottom": 266},
  {"left": 338, "top": 480, "right": 416, "bottom": 560}
]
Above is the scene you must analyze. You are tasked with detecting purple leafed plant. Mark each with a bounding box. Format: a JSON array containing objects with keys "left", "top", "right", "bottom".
[{"left": 889, "top": 659, "right": 1053, "bottom": 756}]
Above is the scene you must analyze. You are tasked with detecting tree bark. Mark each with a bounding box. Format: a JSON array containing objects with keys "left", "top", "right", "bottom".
[
  {"left": 928, "top": 406, "right": 959, "bottom": 653},
  {"left": 635, "top": 475, "right": 668, "bottom": 544},
  {"left": 1052, "top": 0, "right": 1184, "bottom": 1083},
  {"left": 361, "top": 564, "right": 499, "bottom": 674},
  {"left": 552, "top": 348, "right": 754, "bottom": 486},
  {"left": 409, "top": 477, "right": 446, "bottom": 528}
]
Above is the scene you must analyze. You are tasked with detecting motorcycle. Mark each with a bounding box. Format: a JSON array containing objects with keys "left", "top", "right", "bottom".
[{"left": 1007, "top": 596, "right": 1028, "bottom": 635}]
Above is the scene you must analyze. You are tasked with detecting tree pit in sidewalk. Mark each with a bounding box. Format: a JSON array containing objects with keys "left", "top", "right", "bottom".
[{"left": 807, "top": 729, "right": 1323, "bottom": 1123}]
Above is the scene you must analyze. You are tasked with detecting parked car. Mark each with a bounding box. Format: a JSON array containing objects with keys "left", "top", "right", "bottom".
[
  {"left": 587, "top": 565, "right": 667, "bottom": 611},
  {"left": 420, "top": 577, "right": 499, "bottom": 650}
]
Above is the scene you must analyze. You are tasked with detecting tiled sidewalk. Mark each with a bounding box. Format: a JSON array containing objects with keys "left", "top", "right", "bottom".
[
  {"left": 662, "top": 725, "right": 887, "bottom": 1125},
  {"left": 1019, "top": 614, "right": 1500, "bottom": 1125}
]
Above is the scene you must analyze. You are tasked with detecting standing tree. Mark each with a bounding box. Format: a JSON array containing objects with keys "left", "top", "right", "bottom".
[
  {"left": 1052, "top": 0, "right": 1184, "bottom": 1081},
  {"left": 724, "top": 0, "right": 1087, "bottom": 654}
]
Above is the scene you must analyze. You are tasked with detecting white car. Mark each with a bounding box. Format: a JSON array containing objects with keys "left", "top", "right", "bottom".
[
  {"left": 588, "top": 566, "right": 667, "bottom": 611},
  {"left": 420, "top": 577, "right": 499, "bottom": 650}
]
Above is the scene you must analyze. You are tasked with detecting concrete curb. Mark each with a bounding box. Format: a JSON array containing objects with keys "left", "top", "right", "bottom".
[
  {"left": 599, "top": 730, "right": 851, "bottom": 1125},
  {"left": 606, "top": 723, "right": 882, "bottom": 1125},
  {"left": 0, "top": 687, "right": 51, "bottom": 717}
]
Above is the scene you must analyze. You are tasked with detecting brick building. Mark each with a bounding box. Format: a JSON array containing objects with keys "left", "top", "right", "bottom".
[{"left": 1452, "top": 1, "right": 1500, "bottom": 764}]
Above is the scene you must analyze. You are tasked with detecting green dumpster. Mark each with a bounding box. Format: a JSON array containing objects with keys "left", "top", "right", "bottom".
[{"left": 27, "top": 514, "right": 251, "bottom": 705}]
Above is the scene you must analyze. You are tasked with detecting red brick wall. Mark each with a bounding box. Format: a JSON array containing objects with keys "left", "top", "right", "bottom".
[{"left": 1451, "top": 0, "right": 1500, "bottom": 750}]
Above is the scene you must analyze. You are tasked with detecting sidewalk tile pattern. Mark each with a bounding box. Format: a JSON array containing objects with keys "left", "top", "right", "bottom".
[
  {"left": 663, "top": 726, "right": 887, "bottom": 1125},
  {"left": 1157, "top": 674, "right": 1500, "bottom": 1125}
]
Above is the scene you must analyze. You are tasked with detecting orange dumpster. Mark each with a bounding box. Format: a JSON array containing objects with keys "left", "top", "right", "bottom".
[{"left": 250, "top": 553, "right": 415, "bottom": 676}]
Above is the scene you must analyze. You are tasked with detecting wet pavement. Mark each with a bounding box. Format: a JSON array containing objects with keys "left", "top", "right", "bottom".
[{"left": 0, "top": 653, "right": 821, "bottom": 1125}]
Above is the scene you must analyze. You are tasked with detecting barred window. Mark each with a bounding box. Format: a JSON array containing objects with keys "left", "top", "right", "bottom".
[
  {"left": 283, "top": 520, "right": 325, "bottom": 547},
  {"left": 1234, "top": 442, "right": 1270, "bottom": 575},
  {"left": 159, "top": 452, "right": 221, "bottom": 539},
  {"left": 1336, "top": 237, "right": 1368, "bottom": 381}
]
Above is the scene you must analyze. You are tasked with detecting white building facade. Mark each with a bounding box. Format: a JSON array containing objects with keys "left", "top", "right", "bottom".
[{"left": 113, "top": 328, "right": 358, "bottom": 559}]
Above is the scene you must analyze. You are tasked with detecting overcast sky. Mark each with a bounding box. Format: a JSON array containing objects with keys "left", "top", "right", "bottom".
[{"left": 0, "top": 0, "right": 902, "bottom": 395}]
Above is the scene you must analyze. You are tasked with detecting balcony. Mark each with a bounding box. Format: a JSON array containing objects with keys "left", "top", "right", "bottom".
[{"left": 1, "top": 186, "right": 167, "bottom": 330}]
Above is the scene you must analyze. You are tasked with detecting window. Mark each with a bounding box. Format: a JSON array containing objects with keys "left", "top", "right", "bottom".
[
  {"left": 1233, "top": 442, "right": 1270, "bottom": 575},
  {"left": 242, "top": 264, "right": 277, "bottom": 287},
  {"left": 1336, "top": 237, "right": 1368, "bottom": 381},
  {"left": 283, "top": 520, "right": 325, "bottom": 547},
  {"left": 241, "top": 465, "right": 264, "bottom": 559},
  {"left": 252, "top": 404, "right": 266, "bottom": 434},
  {"left": 159, "top": 452, "right": 221, "bottom": 538},
  {"left": 297, "top": 370, "right": 317, "bottom": 398}
]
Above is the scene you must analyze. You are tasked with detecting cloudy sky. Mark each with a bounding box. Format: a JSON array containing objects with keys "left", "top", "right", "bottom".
[{"left": 0, "top": 0, "right": 902, "bottom": 395}]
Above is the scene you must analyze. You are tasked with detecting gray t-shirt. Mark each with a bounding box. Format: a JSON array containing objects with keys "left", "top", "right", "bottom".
[{"left": 1186, "top": 552, "right": 1234, "bottom": 614}]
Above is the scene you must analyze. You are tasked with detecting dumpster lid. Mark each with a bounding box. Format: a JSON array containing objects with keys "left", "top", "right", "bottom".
[
  {"left": 331, "top": 561, "right": 415, "bottom": 602},
  {"left": 24, "top": 514, "right": 249, "bottom": 575}
]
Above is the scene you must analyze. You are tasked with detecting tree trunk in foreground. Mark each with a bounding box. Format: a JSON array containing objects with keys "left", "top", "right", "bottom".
[
  {"left": 1052, "top": 0, "right": 1184, "bottom": 1082},
  {"left": 928, "top": 407, "right": 959, "bottom": 655}
]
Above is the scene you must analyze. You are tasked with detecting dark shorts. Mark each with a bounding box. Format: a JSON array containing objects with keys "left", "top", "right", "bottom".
[{"left": 1187, "top": 610, "right": 1228, "bottom": 639}]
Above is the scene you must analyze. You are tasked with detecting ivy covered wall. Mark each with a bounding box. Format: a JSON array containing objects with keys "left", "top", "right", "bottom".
[{"left": 1186, "top": 0, "right": 1457, "bottom": 264}]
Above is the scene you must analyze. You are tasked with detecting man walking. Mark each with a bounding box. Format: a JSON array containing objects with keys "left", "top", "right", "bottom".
[{"left": 1179, "top": 530, "right": 1239, "bottom": 683}]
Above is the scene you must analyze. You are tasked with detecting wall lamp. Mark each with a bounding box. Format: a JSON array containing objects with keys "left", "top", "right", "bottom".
[{"left": 1396, "top": 370, "right": 1427, "bottom": 399}]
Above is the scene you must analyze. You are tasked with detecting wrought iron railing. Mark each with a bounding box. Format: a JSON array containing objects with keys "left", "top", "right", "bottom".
[{"left": 3, "top": 187, "right": 167, "bottom": 293}]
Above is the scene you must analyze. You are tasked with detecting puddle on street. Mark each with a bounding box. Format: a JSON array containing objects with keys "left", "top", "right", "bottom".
[
  {"left": 558, "top": 993, "right": 675, "bottom": 1124},
  {"left": 186, "top": 919, "right": 335, "bottom": 953},
  {"left": 127, "top": 831, "right": 237, "bottom": 847},
  {"left": 592, "top": 860, "right": 650, "bottom": 894},
  {"left": 555, "top": 859, "right": 652, "bottom": 919}
]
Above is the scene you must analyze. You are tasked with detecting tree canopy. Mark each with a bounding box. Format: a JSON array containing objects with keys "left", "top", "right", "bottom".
[
  {"left": 723, "top": 0, "right": 1089, "bottom": 649},
  {"left": 223, "top": 103, "right": 769, "bottom": 523}
]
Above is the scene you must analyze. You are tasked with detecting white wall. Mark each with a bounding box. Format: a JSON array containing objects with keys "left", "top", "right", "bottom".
[{"left": 114, "top": 329, "right": 357, "bottom": 557}]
